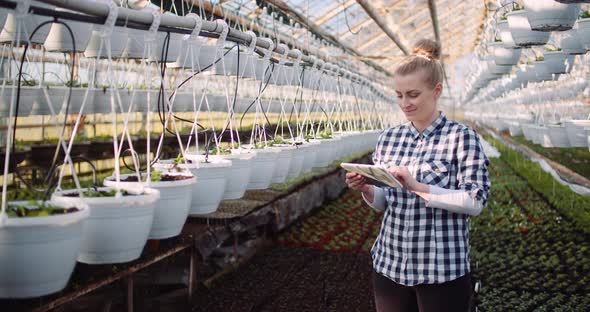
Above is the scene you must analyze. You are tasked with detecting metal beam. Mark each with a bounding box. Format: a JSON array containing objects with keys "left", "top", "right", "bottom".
[
  {"left": 260, "top": 0, "right": 394, "bottom": 78},
  {"left": 355, "top": 0, "right": 410, "bottom": 55},
  {"left": 314, "top": 0, "right": 356, "bottom": 25},
  {"left": 427, "top": 0, "right": 441, "bottom": 43}
]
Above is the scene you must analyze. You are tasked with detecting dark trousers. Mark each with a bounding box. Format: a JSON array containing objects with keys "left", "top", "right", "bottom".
[{"left": 372, "top": 271, "right": 472, "bottom": 312}]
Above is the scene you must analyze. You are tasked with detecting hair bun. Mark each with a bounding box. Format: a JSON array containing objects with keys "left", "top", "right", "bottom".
[{"left": 411, "top": 39, "right": 441, "bottom": 61}]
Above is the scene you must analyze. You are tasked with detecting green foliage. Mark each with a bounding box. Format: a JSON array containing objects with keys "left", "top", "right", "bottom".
[
  {"left": 545, "top": 47, "right": 562, "bottom": 52},
  {"left": 582, "top": 10, "right": 590, "bottom": 19},
  {"left": 319, "top": 129, "right": 333, "bottom": 139},
  {"left": 494, "top": 37, "right": 502, "bottom": 42},
  {"left": 6, "top": 201, "right": 77, "bottom": 218},
  {"left": 536, "top": 56, "right": 545, "bottom": 62},
  {"left": 150, "top": 170, "right": 162, "bottom": 182}
]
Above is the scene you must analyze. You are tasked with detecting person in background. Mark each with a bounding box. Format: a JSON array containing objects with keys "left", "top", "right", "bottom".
[{"left": 345, "top": 38, "right": 490, "bottom": 312}]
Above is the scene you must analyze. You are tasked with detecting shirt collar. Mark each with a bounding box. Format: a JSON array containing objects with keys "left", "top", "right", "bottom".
[{"left": 408, "top": 111, "right": 446, "bottom": 140}]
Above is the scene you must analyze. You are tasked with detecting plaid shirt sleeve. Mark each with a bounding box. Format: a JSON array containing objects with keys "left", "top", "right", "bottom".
[{"left": 455, "top": 128, "right": 491, "bottom": 205}]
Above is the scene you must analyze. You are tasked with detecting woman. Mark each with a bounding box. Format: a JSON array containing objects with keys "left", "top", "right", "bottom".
[{"left": 345, "top": 39, "right": 490, "bottom": 312}]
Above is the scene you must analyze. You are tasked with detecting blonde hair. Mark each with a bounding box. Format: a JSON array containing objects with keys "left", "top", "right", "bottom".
[{"left": 395, "top": 39, "right": 444, "bottom": 88}]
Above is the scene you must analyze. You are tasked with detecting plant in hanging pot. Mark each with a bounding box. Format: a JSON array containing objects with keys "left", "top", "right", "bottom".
[
  {"left": 507, "top": 9, "right": 551, "bottom": 47},
  {"left": 491, "top": 41, "right": 522, "bottom": 66},
  {"left": 155, "top": 153, "right": 231, "bottom": 215},
  {"left": 265, "top": 135, "right": 296, "bottom": 184},
  {"left": 575, "top": 11, "right": 590, "bottom": 50},
  {"left": 240, "top": 140, "right": 281, "bottom": 190},
  {"left": 560, "top": 28, "right": 587, "bottom": 54},
  {"left": 547, "top": 124, "right": 572, "bottom": 148},
  {"left": 523, "top": 0, "right": 580, "bottom": 31},
  {"left": 0, "top": 199, "right": 89, "bottom": 298},
  {"left": 192, "top": 141, "right": 255, "bottom": 200},
  {"left": 51, "top": 186, "right": 160, "bottom": 264},
  {"left": 496, "top": 18, "right": 518, "bottom": 48},
  {"left": 544, "top": 48, "right": 575, "bottom": 74},
  {"left": 563, "top": 119, "right": 590, "bottom": 147},
  {"left": 103, "top": 167, "right": 197, "bottom": 239}
]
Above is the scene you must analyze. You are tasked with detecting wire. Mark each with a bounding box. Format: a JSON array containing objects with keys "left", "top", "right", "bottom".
[
  {"left": 342, "top": 0, "right": 361, "bottom": 35},
  {"left": 14, "top": 19, "right": 77, "bottom": 200}
]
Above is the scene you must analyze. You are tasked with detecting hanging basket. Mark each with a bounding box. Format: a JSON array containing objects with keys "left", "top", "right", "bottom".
[
  {"left": 487, "top": 60, "right": 513, "bottom": 75},
  {"left": 533, "top": 61, "right": 558, "bottom": 81},
  {"left": 523, "top": 0, "right": 580, "bottom": 31},
  {"left": 576, "top": 18, "right": 590, "bottom": 50},
  {"left": 0, "top": 3, "right": 53, "bottom": 44},
  {"left": 43, "top": 9, "right": 92, "bottom": 52},
  {"left": 270, "top": 145, "right": 296, "bottom": 184},
  {"left": 286, "top": 144, "right": 307, "bottom": 179},
  {"left": 547, "top": 125, "right": 572, "bottom": 147},
  {"left": 544, "top": 51, "right": 576, "bottom": 73},
  {"left": 243, "top": 146, "right": 280, "bottom": 190},
  {"left": 561, "top": 28, "right": 587, "bottom": 54},
  {"left": 496, "top": 20, "right": 519, "bottom": 49},
  {"left": 0, "top": 200, "right": 88, "bottom": 298},
  {"left": 298, "top": 140, "right": 320, "bottom": 174},
  {"left": 103, "top": 173, "right": 196, "bottom": 239},
  {"left": 507, "top": 10, "right": 551, "bottom": 47},
  {"left": 491, "top": 42, "right": 522, "bottom": 65},
  {"left": 564, "top": 120, "right": 590, "bottom": 147},
  {"left": 508, "top": 121, "right": 523, "bottom": 136},
  {"left": 156, "top": 157, "right": 232, "bottom": 215},
  {"left": 84, "top": 26, "right": 128, "bottom": 59},
  {"left": 211, "top": 150, "right": 256, "bottom": 200},
  {"left": 52, "top": 187, "right": 159, "bottom": 264},
  {"left": 0, "top": 86, "right": 41, "bottom": 118}
]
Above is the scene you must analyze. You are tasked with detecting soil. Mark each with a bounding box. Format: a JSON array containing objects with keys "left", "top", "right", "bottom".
[{"left": 116, "top": 175, "right": 193, "bottom": 182}]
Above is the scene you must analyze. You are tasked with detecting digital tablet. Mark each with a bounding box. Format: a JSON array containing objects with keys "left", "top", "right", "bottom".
[{"left": 341, "top": 163, "right": 403, "bottom": 188}]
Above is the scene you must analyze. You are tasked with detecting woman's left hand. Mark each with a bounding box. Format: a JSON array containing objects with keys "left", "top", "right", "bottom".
[{"left": 388, "top": 166, "right": 429, "bottom": 194}]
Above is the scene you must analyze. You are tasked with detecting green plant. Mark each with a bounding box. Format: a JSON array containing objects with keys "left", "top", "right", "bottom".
[
  {"left": 582, "top": 10, "right": 590, "bottom": 19},
  {"left": 545, "top": 47, "right": 562, "bottom": 52},
  {"left": 6, "top": 201, "right": 78, "bottom": 218},
  {"left": 269, "top": 135, "right": 287, "bottom": 146},
  {"left": 151, "top": 170, "right": 162, "bottom": 182},
  {"left": 494, "top": 37, "right": 502, "bottom": 42},
  {"left": 536, "top": 56, "right": 545, "bottom": 62},
  {"left": 319, "top": 129, "right": 333, "bottom": 139}
]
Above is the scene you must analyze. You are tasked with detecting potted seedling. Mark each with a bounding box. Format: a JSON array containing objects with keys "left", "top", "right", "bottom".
[
  {"left": 103, "top": 164, "right": 197, "bottom": 239},
  {"left": 523, "top": 0, "right": 580, "bottom": 31},
  {"left": 155, "top": 152, "right": 231, "bottom": 215},
  {"left": 0, "top": 199, "right": 89, "bottom": 298},
  {"left": 199, "top": 141, "right": 256, "bottom": 200},
  {"left": 507, "top": 8, "right": 551, "bottom": 47},
  {"left": 51, "top": 185, "right": 159, "bottom": 264},
  {"left": 544, "top": 47, "right": 575, "bottom": 74},
  {"left": 575, "top": 11, "right": 590, "bottom": 50}
]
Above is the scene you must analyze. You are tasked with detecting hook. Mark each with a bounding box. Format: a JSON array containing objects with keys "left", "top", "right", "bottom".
[{"left": 186, "top": 13, "right": 203, "bottom": 42}]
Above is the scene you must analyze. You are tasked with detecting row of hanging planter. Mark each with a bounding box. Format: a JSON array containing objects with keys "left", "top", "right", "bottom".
[
  {"left": 460, "top": 0, "right": 590, "bottom": 150},
  {"left": 0, "top": 0, "right": 392, "bottom": 299},
  {"left": 462, "top": 0, "right": 590, "bottom": 103}
]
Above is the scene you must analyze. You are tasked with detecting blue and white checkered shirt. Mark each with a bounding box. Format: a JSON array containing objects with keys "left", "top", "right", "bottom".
[{"left": 371, "top": 112, "right": 490, "bottom": 286}]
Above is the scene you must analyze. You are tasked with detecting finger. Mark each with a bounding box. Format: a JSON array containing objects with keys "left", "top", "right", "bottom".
[{"left": 346, "top": 172, "right": 359, "bottom": 178}]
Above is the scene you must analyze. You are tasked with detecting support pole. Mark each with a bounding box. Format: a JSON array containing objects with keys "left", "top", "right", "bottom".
[{"left": 355, "top": 0, "right": 410, "bottom": 56}]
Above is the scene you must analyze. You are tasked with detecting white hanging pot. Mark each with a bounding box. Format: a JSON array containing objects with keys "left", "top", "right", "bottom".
[
  {"left": 491, "top": 42, "right": 522, "bottom": 65},
  {"left": 561, "top": 28, "right": 587, "bottom": 54},
  {"left": 255, "top": 58, "right": 273, "bottom": 81},
  {"left": 286, "top": 144, "right": 307, "bottom": 179},
  {"left": 298, "top": 140, "right": 320, "bottom": 174},
  {"left": 52, "top": 187, "right": 159, "bottom": 264},
  {"left": 507, "top": 10, "right": 551, "bottom": 47},
  {"left": 535, "top": 125, "right": 553, "bottom": 147},
  {"left": 544, "top": 51, "right": 576, "bottom": 73},
  {"left": 547, "top": 125, "right": 571, "bottom": 147},
  {"left": 43, "top": 9, "right": 92, "bottom": 52},
  {"left": 270, "top": 145, "right": 295, "bottom": 184},
  {"left": 103, "top": 173, "right": 196, "bottom": 239},
  {"left": 497, "top": 19, "right": 518, "bottom": 48},
  {"left": 533, "top": 61, "right": 558, "bottom": 81},
  {"left": 84, "top": 26, "right": 128, "bottom": 59},
  {"left": 171, "top": 36, "right": 201, "bottom": 69},
  {"left": 0, "top": 86, "right": 40, "bottom": 118},
  {"left": 576, "top": 18, "right": 590, "bottom": 50},
  {"left": 216, "top": 150, "right": 256, "bottom": 200},
  {"left": 244, "top": 146, "right": 280, "bottom": 190},
  {"left": 0, "top": 200, "right": 88, "bottom": 298},
  {"left": 508, "top": 121, "right": 523, "bottom": 136},
  {"left": 0, "top": 3, "right": 53, "bottom": 44},
  {"left": 564, "top": 120, "right": 590, "bottom": 147},
  {"left": 487, "top": 60, "right": 513, "bottom": 75},
  {"left": 121, "top": 28, "right": 146, "bottom": 59},
  {"left": 523, "top": 0, "right": 580, "bottom": 31},
  {"left": 196, "top": 44, "right": 218, "bottom": 72},
  {"left": 158, "top": 156, "right": 231, "bottom": 215},
  {"left": 148, "top": 31, "right": 184, "bottom": 63}
]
